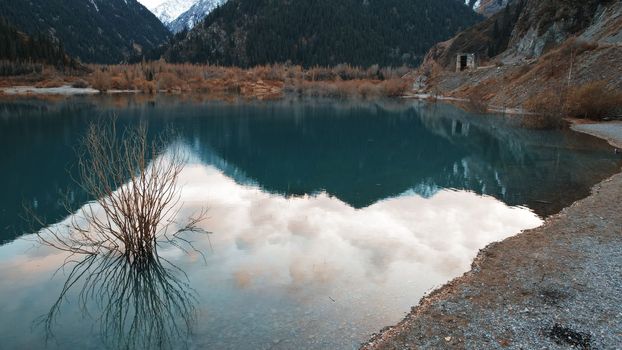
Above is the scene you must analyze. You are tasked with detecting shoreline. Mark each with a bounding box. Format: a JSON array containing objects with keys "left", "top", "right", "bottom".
[
  {"left": 362, "top": 122, "right": 622, "bottom": 349},
  {"left": 0, "top": 85, "right": 99, "bottom": 95},
  {"left": 571, "top": 120, "right": 622, "bottom": 149}
]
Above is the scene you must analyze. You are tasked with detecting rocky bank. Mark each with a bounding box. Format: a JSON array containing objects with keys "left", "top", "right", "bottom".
[{"left": 362, "top": 123, "right": 622, "bottom": 349}]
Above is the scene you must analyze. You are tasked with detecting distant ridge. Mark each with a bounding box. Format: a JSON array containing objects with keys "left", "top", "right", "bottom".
[
  {"left": 163, "top": 0, "right": 483, "bottom": 67},
  {"left": 0, "top": 0, "right": 170, "bottom": 63},
  {"left": 0, "top": 17, "right": 83, "bottom": 74},
  {"left": 168, "top": 0, "right": 227, "bottom": 33},
  {"left": 150, "top": 0, "right": 197, "bottom": 27}
]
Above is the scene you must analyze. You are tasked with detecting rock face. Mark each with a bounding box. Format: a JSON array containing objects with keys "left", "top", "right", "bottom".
[
  {"left": 0, "top": 0, "right": 170, "bottom": 63},
  {"left": 416, "top": 0, "right": 622, "bottom": 118},
  {"left": 423, "top": 0, "right": 622, "bottom": 70},
  {"left": 504, "top": 0, "right": 618, "bottom": 58}
]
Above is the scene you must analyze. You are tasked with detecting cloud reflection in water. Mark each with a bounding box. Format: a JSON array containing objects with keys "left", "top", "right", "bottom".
[
  {"left": 171, "top": 162, "right": 542, "bottom": 347},
  {"left": 0, "top": 159, "right": 543, "bottom": 349},
  {"left": 178, "top": 163, "right": 542, "bottom": 287}
]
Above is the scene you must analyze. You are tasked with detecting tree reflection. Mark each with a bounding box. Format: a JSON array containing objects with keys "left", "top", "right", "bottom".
[
  {"left": 30, "top": 121, "right": 208, "bottom": 349},
  {"left": 42, "top": 252, "right": 197, "bottom": 349}
]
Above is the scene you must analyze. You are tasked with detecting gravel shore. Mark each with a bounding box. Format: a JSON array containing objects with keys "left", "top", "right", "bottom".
[
  {"left": 0, "top": 85, "right": 99, "bottom": 95},
  {"left": 362, "top": 123, "right": 622, "bottom": 350},
  {"left": 572, "top": 121, "right": 622, "bottom": 149}
]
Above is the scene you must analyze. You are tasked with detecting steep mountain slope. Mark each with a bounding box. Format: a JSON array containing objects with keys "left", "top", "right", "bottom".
[
  {"left": 0, "top": 0, "right": 170, "bottom": 63},
  {"left": 150, "top": 0, "right": 197, "bottom": 26},
  {"left": 164, "top": 0, "right": 482, "bottom": 67},
  {"left": 0, "top": 17, "right": 81, "bottom": 75},
  {"left": 419, "top": 0, "right": 622, "bottom": 110},
  {"left": 169, "top": 0, "right": 227, "bottom": 33},
  {"left": 476, "top": 0, "right": 512, "bottom": 17},
  {"left": 423, "top": 0, "right": 620, "bottom": 70}
]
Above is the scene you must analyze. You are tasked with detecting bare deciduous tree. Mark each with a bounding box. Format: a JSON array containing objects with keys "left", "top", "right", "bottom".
[
  {"left": 33, "top": 120, "right": 208, "bottom": 262},
  {"left": 27, "top": 120, "right": 209, "bottom": 349}
]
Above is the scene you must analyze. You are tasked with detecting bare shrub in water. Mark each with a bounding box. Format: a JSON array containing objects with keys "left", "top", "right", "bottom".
[
  {"left": 33, "top": 120, "right": 208, "bottom": 262},
  {"left": 29, "top": 120, "right": 207, "bottom": 349}
]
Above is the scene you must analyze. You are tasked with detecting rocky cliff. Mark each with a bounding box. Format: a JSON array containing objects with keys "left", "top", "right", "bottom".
[
  {"left": 419, "top": 0, "right": 622, "bottom": 111},
  {"left": 425, "top": 0, "right": 621, "bottom": 70}
]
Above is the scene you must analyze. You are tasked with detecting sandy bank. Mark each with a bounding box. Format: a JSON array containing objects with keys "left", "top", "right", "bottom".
[
  {"left": 572, "top": 121, "right": 622, "bottom": 149},
  {"left": 362, "top": 124, "right": 622, "bottom": 349},
  {"left": 1, "top": 85, "right": 99, "bottom": 95}
]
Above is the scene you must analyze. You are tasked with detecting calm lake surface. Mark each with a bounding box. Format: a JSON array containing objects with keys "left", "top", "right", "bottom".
[{"left": 0, "top": 95, "right": 620, "bottom": 349}]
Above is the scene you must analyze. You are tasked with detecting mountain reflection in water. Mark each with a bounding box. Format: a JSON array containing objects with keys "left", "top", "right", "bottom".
[
  {"left": 0, "top": 96, "right": 620, "bottom": 349},
  {"left": 1, "top": 97, "right": 619, "bottom": 243},
  {"left": 0, "top": 160, "right": 542, "bottom": 349}
]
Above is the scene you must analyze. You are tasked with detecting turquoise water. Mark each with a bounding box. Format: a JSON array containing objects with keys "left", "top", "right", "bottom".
[{"left": 0, "top": 96, "right": 619, "bottom": 349}]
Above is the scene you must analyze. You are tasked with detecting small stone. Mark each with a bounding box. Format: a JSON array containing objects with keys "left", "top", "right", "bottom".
[{"left": 445, "top": 336, "right": 452, "bottom": 342}]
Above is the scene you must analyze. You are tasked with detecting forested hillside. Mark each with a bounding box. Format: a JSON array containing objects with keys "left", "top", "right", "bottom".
[
  {"left": 0, "top": 18, "right": 81, "bottom": 75},
  {"left": 163, "top": 0, "right": 482, "bottom": 67},
  {"left": 0, "top": 0, "right": 170, "bottom": 64}
]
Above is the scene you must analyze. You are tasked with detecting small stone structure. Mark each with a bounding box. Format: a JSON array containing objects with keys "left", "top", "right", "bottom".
[{"left": 456, "top": 53, "right": 476, "bottom": 72}]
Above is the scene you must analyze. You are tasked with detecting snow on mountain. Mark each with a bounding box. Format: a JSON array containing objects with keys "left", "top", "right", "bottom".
[
  {"left": 464, "top": 0, "right": 512, "bottom": 17},
  {"left": 476, "top": 0, "right": 511, "bottom": 16},
  {"left": 168, "top": 0, "right": 227, "bottom": 33},
  {"left": 150, "top": 0, "right": 197, "bottom": 25}
]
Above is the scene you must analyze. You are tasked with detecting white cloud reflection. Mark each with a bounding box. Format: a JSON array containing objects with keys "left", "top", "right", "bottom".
[
  {"left": 2, "top": 162, "right": 542, "bottom": 292},
  {"left": 176, "top": 163, "right": 542, "bottom": 290},
  {"left": 0, "top": 160, "right": 544, "bottom": 349}
]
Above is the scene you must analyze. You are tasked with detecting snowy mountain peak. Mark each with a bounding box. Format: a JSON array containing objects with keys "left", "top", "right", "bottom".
[
  {"left": 168, "top": 0, "right": 226, "bottom": 33},
  {"left": 149, "top": 0, "right": 197, "bottom": 24},
  {"left": 466, "top": 0, "right": 512, "bottom": 17},
  {"left": 140, "top": 0, "right": 226, "bottom": 32}
]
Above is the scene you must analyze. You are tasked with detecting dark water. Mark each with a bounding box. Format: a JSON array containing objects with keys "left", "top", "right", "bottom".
[{"left": 0, "top": 95, "right": 619, "bottom": 349}]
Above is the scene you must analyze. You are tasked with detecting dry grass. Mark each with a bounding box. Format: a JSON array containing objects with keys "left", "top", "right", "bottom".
[
  {"left": 523, "top": 90, "right": 562, "bottom": 116},
  {"left": 33, "top": 80, "right": 65, "bottom": 88},
  {"left": 80, "top": 61, "right": 413, "bottom": 98},
  {"left": 91, "top": 69, "right": 112, "bottom": 92},
  {"left": 464, "top": 86, "right": 489, "bottom": 113},
  {"left": 522, "top": 90, "right": 565, "bottom": 128},
  {"left": 565, "top": 81, "right": 622, "bottom": 120},
  {"left": 0, "top": 60, "right": 412, "bottom": 99},
  {"left": 71, "top": 79, "right": 89, "bottom": 88},
  {"left": 285, "top": 78, "right": 410, "bottom": 99},
  {"left": 523, "top": 81, "right": 622, "bottom": 123},
  {"left": 513, "top": 39, "right": 601, "bottom": 86}
]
